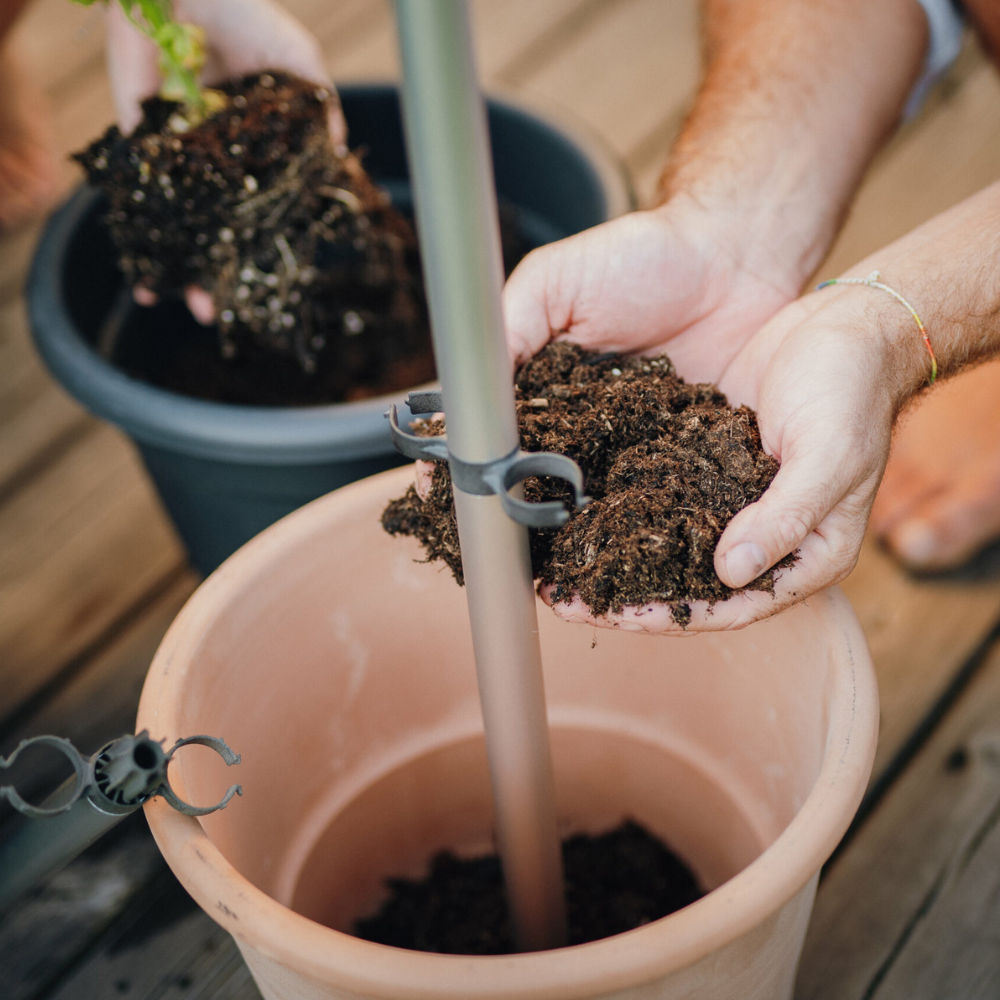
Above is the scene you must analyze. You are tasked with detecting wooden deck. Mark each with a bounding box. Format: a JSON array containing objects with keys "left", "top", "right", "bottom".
[{"left": 3, "top": 2, "right": 1000, "bottom": 997}]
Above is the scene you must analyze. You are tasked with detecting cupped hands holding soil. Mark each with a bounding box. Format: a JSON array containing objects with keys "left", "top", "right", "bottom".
[{"left": 382, "top": 341, "right": 795, "bottom": 629}]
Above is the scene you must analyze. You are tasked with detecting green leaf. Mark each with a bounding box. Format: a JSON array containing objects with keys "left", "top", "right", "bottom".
[{"left": 97, "top": 0, "right": 216, "bottom": 123}]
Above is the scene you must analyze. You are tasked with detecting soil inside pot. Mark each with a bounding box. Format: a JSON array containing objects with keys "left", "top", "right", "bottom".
[
  {"left": 382, "top": 342, "right": 795, "bottom": 625},
  {"left": 75, "top": 71, "right": 531, "bottom": 406},
  {"left": 354, "top": 820, "right": 704, "bottom": 954}
]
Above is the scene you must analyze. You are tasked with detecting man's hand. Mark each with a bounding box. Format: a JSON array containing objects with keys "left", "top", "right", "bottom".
[
  {"left": 108, "top": 0, "right": 344, "bottom": 143},
  {"left": 546, "top": 179, "right": 1000, "bottom": 633},
  {"left": 541, "top": 288, "right": 906, "bottom": 632},
  {"left": 503, "top": 198, "right": 797, "bottom": 385}
]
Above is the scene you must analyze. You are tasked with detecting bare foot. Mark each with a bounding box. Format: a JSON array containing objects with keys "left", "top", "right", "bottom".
[
  {"left": 871, "top": 360, "right": 1000, "bottom": 571},
  {"left": 0, "top": 46, "right": 58, "bottom": 230}
]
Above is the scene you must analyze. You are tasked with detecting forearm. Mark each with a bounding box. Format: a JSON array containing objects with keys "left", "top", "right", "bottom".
[
  {"left": 831, "top": 180, "right": 1000, "bottom": 403},
  {"left": 660, "top": 0, "right": 928, "bottom": 296}
]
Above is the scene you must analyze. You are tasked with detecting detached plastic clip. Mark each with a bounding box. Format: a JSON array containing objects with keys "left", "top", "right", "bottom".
[
  {"left": 387, "top": 391, "right": 590, "bottom": 529},
  {"left": 0, "top": 731, "right": 242, "bottom": 819}
]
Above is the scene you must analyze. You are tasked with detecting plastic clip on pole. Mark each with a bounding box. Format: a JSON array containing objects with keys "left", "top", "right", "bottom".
[
  {"left": 0, "top": 732, "right": 240, "bottom": 911},
  {"left": 393, "top": 0, "right": 576, "bottom": 951}
]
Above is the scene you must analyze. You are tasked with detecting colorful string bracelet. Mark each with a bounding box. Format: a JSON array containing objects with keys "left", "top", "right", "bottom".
[{"left": 816, "top": 270, "right": 937, "bottom": 384}]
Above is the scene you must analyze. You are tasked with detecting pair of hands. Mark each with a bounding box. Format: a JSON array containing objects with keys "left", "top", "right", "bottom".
[
  {"left": 106, "top": 1, "right": 904, "bottom": 632},
  {"left": 503, "top": 200, "right": 907, "bottom": 632}
]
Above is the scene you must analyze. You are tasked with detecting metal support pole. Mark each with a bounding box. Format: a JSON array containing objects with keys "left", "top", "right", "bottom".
[
  {"left": 0, "top": 783, "right": 131, "bottom": 911},
  {"left": 394, "top": 0, "right": 567, "bottom": 951}
]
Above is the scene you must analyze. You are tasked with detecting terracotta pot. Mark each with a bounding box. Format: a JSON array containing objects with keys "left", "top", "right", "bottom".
[{"left": 138, "top": 465, "right": 878, "bottom": 1000}]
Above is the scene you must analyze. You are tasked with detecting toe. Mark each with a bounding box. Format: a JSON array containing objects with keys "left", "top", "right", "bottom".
[
  {"left": 871, "top": 461, "right": 938, "bottom": 537},
  {"left": 885, "top": 485, "right": 1000, "bottom": 571}
]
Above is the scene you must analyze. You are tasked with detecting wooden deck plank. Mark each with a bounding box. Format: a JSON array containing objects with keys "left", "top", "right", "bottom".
[
  {"left": 0, "top": 574, "right": 198, "bottom": 1000},
  {"left": 842, "top": 539, "right": 1000, "bottom": 781},
  {"left": 0, "top": 815, "right": 165, "bottom": 1000},
  {"left": 7, "top": 0, "right": 104, "bottom": 101},
  {"left": 0, "top": 220, "right": 46, "bottom": 307},
  {"left": 43, "top": 865, "right": 259, "bottom": 1000},
  {"left": 0, "top": 301, "right": 88, "bottom": 495},
  {"left": 820, "top": 59, "right": 1000, "bottom": 278},
  {"left": 475, "top": 0, "right": 605, "bottom": 85},
  {"left": 321, "top": 0, "right": 611, "bottom": 87},
  {"left": 0, "top": 570, "right": 197, "bottom": 772},
  {"left": 516, "top": 0, "right": 700, "bottom": 160},
  {"left": 797, "top": 634, "right": 1000, "bottom": 1000},
  {"left": 0, "top": 424, "right": 184, "bottom": 723}
]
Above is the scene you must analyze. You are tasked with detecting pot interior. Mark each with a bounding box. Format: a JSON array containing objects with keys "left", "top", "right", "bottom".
[
  {"left": 287, "top": 726, "right": 765, "bottom": 933},
  {"left": 151, "top": 468, "right": 857, "bottom": 946}
]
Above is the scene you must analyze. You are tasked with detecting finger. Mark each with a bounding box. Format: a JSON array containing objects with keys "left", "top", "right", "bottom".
[
  {"left": 714, "top": 446, "right": 866, "bottom": 590},
  {"left": 328, "top": 103, "right": 348, "bottom": 153},
  {"left": 180, "top": 0, "right": 347, "bottom": 146},
  {"left": 502, "top": 245, "right": 567, "bottom": 366},
  {"left": 414, "top": 460, "right": 435, "bottom": 501},
  {"left": 133, "top": 286, "right": 158, "bottom": 307},
  {"left": 543, "top": 520, "right": 864, "bottom": 636},
  {"left": 541, "top": 587, "right": 687, "bottom": 632},
  {"left": 185, "top": 286, "right": 216, "bottom": 324},
  {"left": 106, "top": 4, "right": 162, "bottom": 135},
  {"left": 540, "top": 583, "right": 781, "bottom": 634}
]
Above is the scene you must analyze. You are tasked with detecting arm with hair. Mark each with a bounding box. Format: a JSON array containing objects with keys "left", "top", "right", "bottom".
[{"left": 504, "top": 0, "right": 930, "bottom": 383}]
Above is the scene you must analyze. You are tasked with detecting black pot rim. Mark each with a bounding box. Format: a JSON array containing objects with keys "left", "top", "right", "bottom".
[{"left": 28, "top": 85, "right": 633, "bottom": 466}]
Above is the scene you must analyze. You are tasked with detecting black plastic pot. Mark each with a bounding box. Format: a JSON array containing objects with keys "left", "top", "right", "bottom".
[{"left": 29, "top": 85, "right": 632, "bottom": 575}]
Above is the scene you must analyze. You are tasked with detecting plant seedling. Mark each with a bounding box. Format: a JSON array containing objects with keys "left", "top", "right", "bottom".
[{"left": 71, "top": 0, "right": 226, "bottom": 128}]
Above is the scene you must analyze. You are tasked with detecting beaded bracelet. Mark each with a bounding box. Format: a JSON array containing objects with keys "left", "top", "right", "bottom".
[{"left": 816, "top": 270, "right": 937, "bottom": 384}]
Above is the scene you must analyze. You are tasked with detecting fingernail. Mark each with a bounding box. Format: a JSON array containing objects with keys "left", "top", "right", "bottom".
[
  {"left": 722, "top": 542, "right": 768, "bottom": 588},
  {"left": 892, "top": 519, "right": 938, "bottom": 566}
]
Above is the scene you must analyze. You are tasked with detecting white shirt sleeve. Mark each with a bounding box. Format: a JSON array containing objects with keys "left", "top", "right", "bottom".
[{"left": 906, "top": 0, "right": 965, "bottom": 117}]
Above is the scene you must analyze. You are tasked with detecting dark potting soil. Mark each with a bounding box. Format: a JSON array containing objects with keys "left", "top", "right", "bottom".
[
  {"left": 382, "top": 342, "right": 794, "bottom": 624},
  {"left": 354, "top": 820, "right": 704, "bottom": 954},
  {"left": 76, "top": 71, "right": 417, "bottom": 378},
  {"left": 76, "top": 71, "right": 530, "bottom": 406},
  {"left": 98, "top": 202, "right": 530, "bottom": 407}
]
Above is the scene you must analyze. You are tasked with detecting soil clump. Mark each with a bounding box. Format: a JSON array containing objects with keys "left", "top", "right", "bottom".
[
  {"left": 76, "top": 71, "right": 420, "bottom": 379},
  {"left": 382, "top": 341, "right": 793, "bottom": 623},
  {"left": 354, "top": 820, "right": 703, "bottom": 954},
  {"left": 76, "top": 70, "right": 527, "bottom": 406}
]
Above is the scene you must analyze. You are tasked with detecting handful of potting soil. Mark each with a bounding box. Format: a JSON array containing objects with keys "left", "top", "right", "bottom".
[
  {"left": 75, "top": 71, "right": 425, "bottom": 377},
  {"left": 382, "top": 342, "right": 794, "bottom": 626}
]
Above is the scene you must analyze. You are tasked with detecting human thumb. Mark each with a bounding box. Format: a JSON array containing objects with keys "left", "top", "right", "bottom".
[{"left": 714, "top": 446, "right": 856, "bottom": 590}]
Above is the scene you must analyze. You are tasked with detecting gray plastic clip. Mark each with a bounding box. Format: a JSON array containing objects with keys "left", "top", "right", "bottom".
[
  {"left": 387, "top": 392, "right": 590, "bottom": 528},
  {"left": 0, "top": 731, "right": 242, "bottom": 819},
  {"left": 160, "top": 735, "right": 243, "bottom": 817}
]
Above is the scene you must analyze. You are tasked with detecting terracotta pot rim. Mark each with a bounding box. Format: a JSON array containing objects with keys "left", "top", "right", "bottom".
[{"left": 140, "top": 468, "right": 878, "bottom": 1000}]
